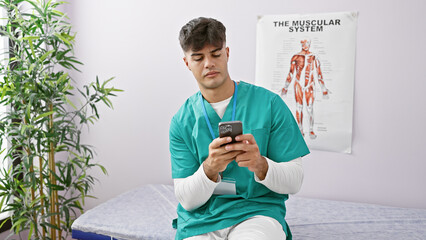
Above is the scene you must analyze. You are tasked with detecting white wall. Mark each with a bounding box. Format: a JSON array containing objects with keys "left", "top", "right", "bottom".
[{"left": 66, "top": 0, "right": 426, "bottom": 210}]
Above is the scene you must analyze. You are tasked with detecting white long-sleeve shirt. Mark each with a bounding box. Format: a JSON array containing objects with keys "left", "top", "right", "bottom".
[
  {"left": 173, "top": 95, "right": 304, "bottom": 211},
  {"left": 174, "top": 157, "right": 303, "bottom": 211}
]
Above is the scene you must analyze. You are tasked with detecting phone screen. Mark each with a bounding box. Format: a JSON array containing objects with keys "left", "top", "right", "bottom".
[{"left": 218, "top": 121, "right": 243, "bottom": 144}]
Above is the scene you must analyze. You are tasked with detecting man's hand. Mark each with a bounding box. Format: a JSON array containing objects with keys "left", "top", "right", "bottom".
[
  {"left": 225, "top": 134, "right": 269, "bottom": 180},
  {"left": 203, "top": 137, "right": 243, "bottom": 182}
]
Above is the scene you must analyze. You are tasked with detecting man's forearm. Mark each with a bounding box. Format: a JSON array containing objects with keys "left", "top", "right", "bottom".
[
  {"left": 255, "top": 157, "right": 304, "bottom": 194},
  {"left": 174, "top": 165, "right": 219, "bottom": 211},
  {"left": 175, "top": 157, "right": 303, "bottom": 211}
]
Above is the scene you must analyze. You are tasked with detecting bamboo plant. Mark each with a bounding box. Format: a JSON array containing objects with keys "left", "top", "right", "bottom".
[{"left": 0, "top": 0, "right": 122, "bottom": 239}]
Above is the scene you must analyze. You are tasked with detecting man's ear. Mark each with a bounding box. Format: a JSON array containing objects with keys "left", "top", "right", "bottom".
[
  {"left": 183, "top": 56, "right": 191, "bottom": 71},
  {"left": 226, "top": 47, "right": 230, "bottom": 61}
]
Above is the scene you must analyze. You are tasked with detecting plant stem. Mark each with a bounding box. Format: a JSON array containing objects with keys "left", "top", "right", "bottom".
[
  {"left": 48, "top": 102, "right": 57, "bottom": 239},
  {"left": 22, "top": 100, "right": 40, "bottom": 239},
  {"left": 39, "top": 156, "right": 46, "bottom": 239}
]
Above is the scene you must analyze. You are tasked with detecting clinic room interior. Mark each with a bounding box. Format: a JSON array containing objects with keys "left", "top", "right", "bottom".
[{"left": 0, "top": 0, "right": 425, "bottom": 239}]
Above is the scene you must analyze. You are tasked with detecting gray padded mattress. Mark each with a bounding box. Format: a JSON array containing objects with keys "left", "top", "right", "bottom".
[{"left": 71, "top": 184, "right": 426, "bottom": 240}]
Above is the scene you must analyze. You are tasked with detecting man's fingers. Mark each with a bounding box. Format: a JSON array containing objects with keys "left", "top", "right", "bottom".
[
  {"left": 235, "top": 152, "right": 251, "bottom": 163},
  {"left": 236, "top": 159, "right": 250, "bottom": 168},
  {"left": 225, "top": 141, "right": 256, "bottom": 152},
  {"left": 207, "top": 150, "right": 242, "bottom": 174},
  {"left": 210, "top": 149, "right": 242, "bottom": 162},
  {"left": 210, "top": 137, "right": 232, "bottom": 149},
  {"left": 218, "top": 150, "right": 243, "bottom": 161},
  {"left": 235, "top": 134, "right": 257, "bottom": 145}
]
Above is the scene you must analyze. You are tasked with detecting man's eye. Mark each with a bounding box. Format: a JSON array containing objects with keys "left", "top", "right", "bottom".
[
  {"left": 212, "top": 54, "right": 221, "bottom": 58},
  {"left": 194, "top": 57, "right": 203, "bottom": 61}
]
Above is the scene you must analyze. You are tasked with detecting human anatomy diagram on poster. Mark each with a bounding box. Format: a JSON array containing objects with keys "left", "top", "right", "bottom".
[{"left": 255, "top": 11, "right": 358, "bottom": 153}]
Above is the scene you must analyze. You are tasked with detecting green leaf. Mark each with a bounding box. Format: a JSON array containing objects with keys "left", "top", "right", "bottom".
[
  {"left": 52, "top": 9, "right": 64, "bottom": 17},
  {"left": 0, "top": 84, "right": 7, "bottom": 100},
  {"left": 28, "top": 39, "right": 36, "bottom": 59},
  {"left": 34, "top": 111, "right": 54, "bottom": 121},
  {"left": 101, "top": 97, "right": 113, "bottom": 108},
  {"left": 27, "top": 64, "right": 35, "bottom": 75},
  {"left": 11, "top": 218, "right": 27, "bottom": 233},
  {"left": 110, "top": 88, "right": 124, "bottom": 92},
  {"left": 100, "top": 77, "right": 114, "bottom": 88},
  {"left": 26, "top": 103, "right": 31, "bottom": 122},
  {"left": 41, "top": 222, "right": 61, "bottom": 230},
  {"left": 58, "top": 72, "right": 69, "bottom": 84},
  {"left": 0, "top": 218, "right": 10, "bottom": 230},
  {"left": 0, "top": 195, "right": 6, "bottom": 211},
  {"left": 98, "top": 164, "right": 108, "bottom": 175},
  {"left": 45, "top": 181, "right": 65, "bottom": 191},
  {"left": 20, "top": 124, "right": 27, "bottom": 135},
  {"left": 25, "top": 0, "right": 44, "bottom": 17},
  {"left": 39, "top": 49, "right": 55, "bottom": 62},
  {"left": 28, "top": 221, "right": 34, "bottom": 240},
  {"left": 54, "top": 32, "right": 72, "bottom": 46},
  {"left": 20, "top": 36, "right": 40, "bottom": 41},
  {"left": 74, "top": 200, "right": 82, "bottom": 210}
]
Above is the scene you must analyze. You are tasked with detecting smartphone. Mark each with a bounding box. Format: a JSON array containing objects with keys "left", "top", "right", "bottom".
[{"left": 218, "top": 121, "right": 243, "bottom": 144}]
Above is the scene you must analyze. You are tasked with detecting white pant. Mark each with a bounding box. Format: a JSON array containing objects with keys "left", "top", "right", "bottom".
[{"left": 184, "top": 215, "right": 286, "bottom": 240}]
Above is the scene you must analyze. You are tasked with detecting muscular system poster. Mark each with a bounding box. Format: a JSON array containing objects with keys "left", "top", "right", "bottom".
[{"left": 255, "top": 11, "right": 358, "bottom": 153}]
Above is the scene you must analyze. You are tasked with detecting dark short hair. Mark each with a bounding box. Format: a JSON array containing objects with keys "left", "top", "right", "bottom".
[{"left": 179, "top": 17, "right": 226, "bottom": 52}]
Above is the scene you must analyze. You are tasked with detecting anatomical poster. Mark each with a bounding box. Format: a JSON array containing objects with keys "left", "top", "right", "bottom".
[{"left": 255, "top": 11, "right": 358, "bottom": 153}]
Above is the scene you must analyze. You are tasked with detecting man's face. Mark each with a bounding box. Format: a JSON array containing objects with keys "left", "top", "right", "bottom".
[{"left": 183, "top": 44, "right": 230, "bottom": 91}]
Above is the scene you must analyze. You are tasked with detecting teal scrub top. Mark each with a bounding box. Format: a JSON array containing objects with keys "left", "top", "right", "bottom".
[{"left": 169, "top": 81, "right": 310, "bottom": 240}]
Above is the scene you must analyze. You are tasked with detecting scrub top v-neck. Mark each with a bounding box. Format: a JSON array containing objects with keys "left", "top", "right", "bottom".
[{"left": 199, "top": 80, "right": 238, "bottom": 140}]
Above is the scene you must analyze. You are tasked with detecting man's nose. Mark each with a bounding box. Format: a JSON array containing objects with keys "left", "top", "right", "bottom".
[{"left": 204, "top": 56, "right": 215, "bottom": 69}]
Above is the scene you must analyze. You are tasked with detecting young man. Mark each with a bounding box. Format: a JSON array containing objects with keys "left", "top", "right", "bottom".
[{"left": 170, "top": 17, "right": 310, "bottom": 240}]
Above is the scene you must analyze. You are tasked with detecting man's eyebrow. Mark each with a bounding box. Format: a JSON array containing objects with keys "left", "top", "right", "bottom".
[
  {"left": 210, "top": 47, "right": 222, "bottom": 53},
  {"left": 190, "top": 47, "right": 223, "bottom": 57}
]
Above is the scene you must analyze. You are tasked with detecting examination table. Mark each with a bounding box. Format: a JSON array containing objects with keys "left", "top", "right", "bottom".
[{"left": 71, "top": 184, "right": 426, "bottom": 240}]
